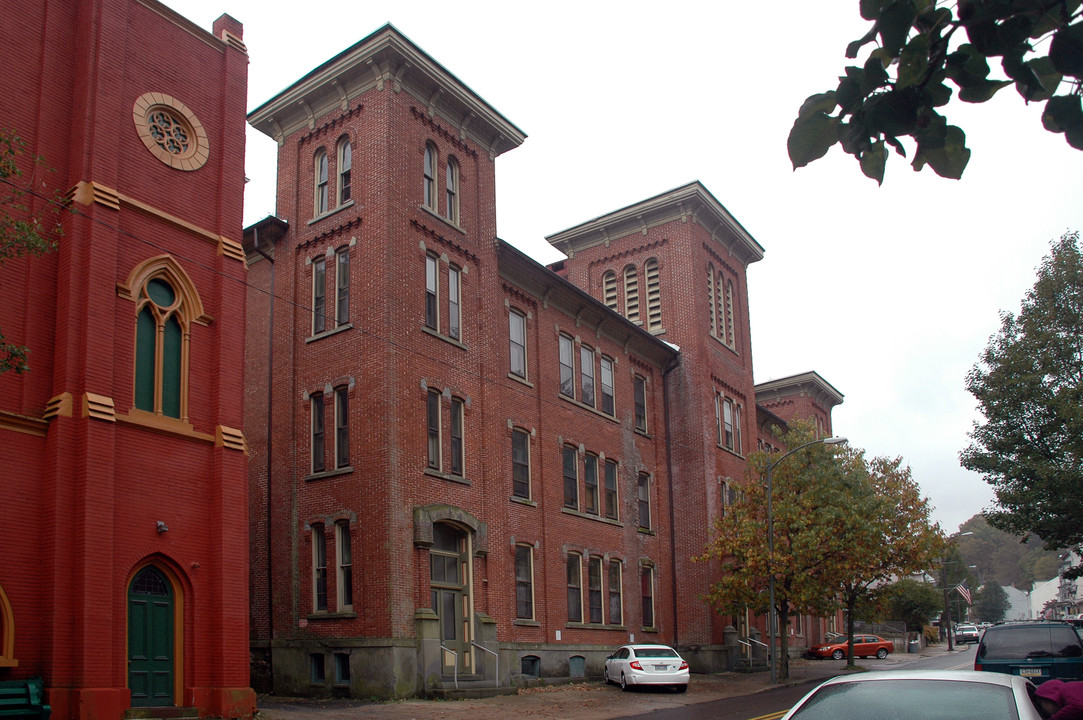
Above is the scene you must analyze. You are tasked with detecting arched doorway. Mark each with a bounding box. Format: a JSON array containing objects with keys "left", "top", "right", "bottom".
[
  {"left": 430, "top": 522, "right": 472, "bottom": 675},
  {"left": 128, "top": 566, "right": 175, "bottom": 706}
]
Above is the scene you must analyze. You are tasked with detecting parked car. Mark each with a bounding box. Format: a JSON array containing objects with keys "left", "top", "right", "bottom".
[
  {"left": 780, "top": 670, "right": 1042, "bottom": 720},
  {"left": 956, "top": 624, "right": 981, "bottom": 644},
  {"left": 975, "top": 621, "right": 1083, "bottom": 684},
  {"left": 603, "top": 644, "right": 689, "bottom": 692},
  {"left": 808, "top": 634, "right": 893, "bottom": 660}
]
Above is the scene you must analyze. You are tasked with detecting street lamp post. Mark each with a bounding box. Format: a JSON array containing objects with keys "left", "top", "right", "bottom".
[
  {"left": 939, "top": 531, "right": 974, "bottom": 651},
  {"left": 766, "top": 435, "right": 847, "bottom": 684}
]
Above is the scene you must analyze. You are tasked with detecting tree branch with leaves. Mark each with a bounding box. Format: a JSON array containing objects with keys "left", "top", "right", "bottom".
[
  {"left": 0, "top": 128, "right": 62, "bottom": 374},
  {"left": 789, "top": 0, "right": 1083, "bottom": 184}
]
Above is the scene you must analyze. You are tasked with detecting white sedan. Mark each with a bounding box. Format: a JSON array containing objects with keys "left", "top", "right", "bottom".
[
  {"left": 603, "top": 644, "right": 689, "bottom": 692},
  {"left": 781, "top": 670, "right": 1041, "bottom": 720}
]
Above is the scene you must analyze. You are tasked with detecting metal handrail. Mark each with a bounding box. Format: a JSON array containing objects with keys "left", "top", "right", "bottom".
[
  {"left": 440, "top": 645, "right": 458, "bottom": 689},
  {"left": 471, "top": 641, "right": 499, "bottom": 688}
]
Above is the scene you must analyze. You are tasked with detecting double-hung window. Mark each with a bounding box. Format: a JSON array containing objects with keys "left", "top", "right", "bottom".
[
  {"left": 334, "top": 386, "right": 349, "bottom": 468},
  {"left": 562, "top": 445, "right": 578, "bottom": 509},
  {"left": 314, "top": 151, "right": 328, "bottom": 216},
  {"left": 641, "top": 566, "right": 655, "bottom": 628},
  {"left": 313, "top": 524, "right": 327, "bottom": 612},
  {"left": 558, "top": 335, "right": 574, "bottom": 398},
  {"left": 313, "top": 256, "right": 327, "bottom": 334},
  {"left": 423, "top": 143, "right": 437, "bottom": 211},
  {"left": 509, "top": 310, "right": 527, "bottom": 379},
  {"left": 445, "top": 158, "right": 458, "bottom": 223},
  {"left": 311, "top": 392, "right": 325, "bottom": 473},
  {"left": 511, "top": 428, "right": 530, "bottom": 498},
  {"left": 600, "top": 356, "right": 614, "bottom": 415},
  {"left": 583, "top": 454, "right": 599, "bottom": 515},
  {"left": 637, "top": 473, "right": 651, "bottom": 530},
  {"left": 336, "top": 248, "right": 350, "bottom": 326},
  {"left": 425, "top": 255, "right": 439, "bottom": 331},
  {"left": 336, "top": 521, "right": 352, "bottom": 609},
  {"left": 608, "top": 561, "right": 623, "bottom": 626},
  {"left": 515, "top": 544, "right": 534, "bottom": 620},
  {"left": 337, "top": 140, "right": 351, "bottom": 205},
  {"left": 427, "top": 391, "right": 441, "bottom": 469},
  {"left": 580, "top": 346, "right": 595, "bottom": 407},
  {"left": 633, "top": 375, "right": 647, "bottom": 432},
  {"left": 450, "top": 397, "right": 464, "bottom": 476},
  {"left": 604, "top": 459, "right": 618, "bottom": 520},
  {"left": 448, "top": 266, "right": 461, "bottom": 341},
  {"left": 567, "top": 554, "right": 583, "bottom": 623},
  {"left": 588, "top": 557, "right": 604, "bottom": 624}
]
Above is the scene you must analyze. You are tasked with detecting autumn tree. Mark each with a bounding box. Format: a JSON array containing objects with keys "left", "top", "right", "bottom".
[
  {"left": 1, "top": 128, "right": 60, "bottom": 373},
  {"left": 961, "top": 231, "right": 1083, "bottom": 577},
  {"left": 699, "top": 424, "right": 869, "bottom": 680},
  {"left": 833, "top": 456, "right": 944, "bottom": 667},
  {"left": 788, "top": 0, "right": 1083, "bottom": 184}
]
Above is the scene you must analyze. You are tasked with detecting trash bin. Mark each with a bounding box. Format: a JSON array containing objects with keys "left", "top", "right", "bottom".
[{"left": 908, "top": 639, "right": 921, "bottom": 653}]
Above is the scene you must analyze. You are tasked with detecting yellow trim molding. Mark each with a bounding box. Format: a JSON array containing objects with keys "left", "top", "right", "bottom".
[
  {"left": 67, "top": 180, "right": 244, "bottom": 263},
  {"left": 43, "top": 392, "right": 74, "bottom": 419},
  {"left": 0, "top": 410, "right": 48, "bottom": 437},
  {"left": 215, "top": 425, "right": 247, "bottom": 452},
  {"left": 83, "top": 393, "right": 116, "bottom": 422}
]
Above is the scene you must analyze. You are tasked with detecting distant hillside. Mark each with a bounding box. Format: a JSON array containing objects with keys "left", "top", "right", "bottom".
[{"left": 956, "top": 515, "right": 1063, "bottom": 589}]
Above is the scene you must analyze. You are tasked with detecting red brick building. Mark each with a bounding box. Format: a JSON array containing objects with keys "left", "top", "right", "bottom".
[
  {"left": 244, "top": 24, "right": 843, "bottom": 698},
  {"left": 0, "top": 2, "right": 255, "bottom": 719}
]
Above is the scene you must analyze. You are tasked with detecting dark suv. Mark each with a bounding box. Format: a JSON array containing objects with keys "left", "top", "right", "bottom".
[{"left": 974, "top": 621, "right": 1083, "bottom": 684}]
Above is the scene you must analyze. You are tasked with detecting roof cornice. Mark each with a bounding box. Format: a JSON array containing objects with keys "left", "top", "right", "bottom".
[
  {"left": 755, "top": 371, "right": 844, "bottom": 409},
  {"left": 545, "top": 181, "right": 764, "bottom": 267},
  {"left": 248, "top": 24, "right": 526, "bottom": 156}
]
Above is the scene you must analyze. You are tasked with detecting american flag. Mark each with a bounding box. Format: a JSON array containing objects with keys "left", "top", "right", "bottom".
[{"left": 955, "top": 580, "right": 972, "bottom": 605}]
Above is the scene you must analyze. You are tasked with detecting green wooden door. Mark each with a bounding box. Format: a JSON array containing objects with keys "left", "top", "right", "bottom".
[{"left": 128, "top": 567, "right": 174, "bottom": 707}]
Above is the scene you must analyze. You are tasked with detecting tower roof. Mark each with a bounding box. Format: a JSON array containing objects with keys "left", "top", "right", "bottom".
[
  {"left": 248, "top": 24, "right": 526, "bottom": 156},
  {"left": 545, "top": 181, "right": 764, "bottom": 266}
]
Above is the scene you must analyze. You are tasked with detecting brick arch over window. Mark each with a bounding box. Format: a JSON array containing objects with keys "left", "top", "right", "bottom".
[
  {"left": 119, "top": 256, "right": 209, "bottom": 421},
  {"left": 0, "top": 582, "right": 17, "bottom": 667},
  {"left": 413, "top": 504, "right": 488, "bottom": 555}
]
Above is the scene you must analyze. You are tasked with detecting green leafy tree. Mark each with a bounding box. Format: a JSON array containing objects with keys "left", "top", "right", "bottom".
[
  {"left": 1, "top": 128, "right": 60, "bottom": 373},
  {"left": 974, "top": 580, "right": 1011, "bottom": 621},
  {"left": 961, "top": 231, "right": 1083, "bottom": 578},
  {"left": 884, "top": 577, "right": 945, "bottom": 631},
  {"left": 834, "top": 456, "right": 944, "bottom": 666},
  {"left": 700, "top": 424, "right": 872, "bottom": 679},
  {"left": 788, "top": 0, "right": 1083, "bottom": 184}
]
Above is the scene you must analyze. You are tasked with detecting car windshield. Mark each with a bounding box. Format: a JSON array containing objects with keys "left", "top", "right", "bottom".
[
  {"left": 634, "top": 648, "right": 678, "bottom": 658},
  {"left": 788, "top": 679, "right": 1021, "bottom": 720},
  {"left": 979, "top": 626, "right": 1083, "bottom": 660}
]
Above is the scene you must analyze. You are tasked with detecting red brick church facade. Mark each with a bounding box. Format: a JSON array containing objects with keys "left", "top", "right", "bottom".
[
  {"left": 0, "top": 1, "right": 255, "bottom": 719},
  {"left": 244, "top": 24, "right": 844, "bottom": 698}
]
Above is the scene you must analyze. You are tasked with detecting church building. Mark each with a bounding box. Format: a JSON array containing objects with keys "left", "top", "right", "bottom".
[{"left": 0, "top": 2, "right": 255, "bottom": 718}]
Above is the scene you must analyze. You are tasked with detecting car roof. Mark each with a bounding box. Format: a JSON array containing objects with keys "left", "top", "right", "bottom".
[
  {"left": 811, "top": 670, "right": 1026, "bottom": 689},
  {"left": 622, "top": 644, "right": 675, "bottom": 650}
]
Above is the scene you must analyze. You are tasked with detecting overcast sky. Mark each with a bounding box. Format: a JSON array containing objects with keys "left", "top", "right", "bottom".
[{"left": 172, "top": 0, "right": 1083, "bottom": 533}]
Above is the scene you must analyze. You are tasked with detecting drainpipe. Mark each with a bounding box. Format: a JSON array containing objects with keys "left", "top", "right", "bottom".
[
  {"left": 253, "top": 226, "right": 275, "bottom": 685},
  {"left": 661, "top": 354, "right": 681, "bottom": 646}
]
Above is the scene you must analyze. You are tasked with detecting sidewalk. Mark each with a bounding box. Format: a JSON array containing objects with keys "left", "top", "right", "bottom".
[{"left": 255, "top": 643, "right": 955, "bottom": 720}]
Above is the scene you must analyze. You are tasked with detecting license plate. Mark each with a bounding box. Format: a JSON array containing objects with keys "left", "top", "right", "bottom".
[
  {"left": 1020, "top": 668, "right": 1044, "bottom": 677},
  {"left": 653, "top": 664, "right": 669, "bottom": 670}
]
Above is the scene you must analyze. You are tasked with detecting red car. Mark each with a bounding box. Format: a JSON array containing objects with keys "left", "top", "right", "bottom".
[{"left": 810, "top": 634, "right": 894, "bottom": 660}]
